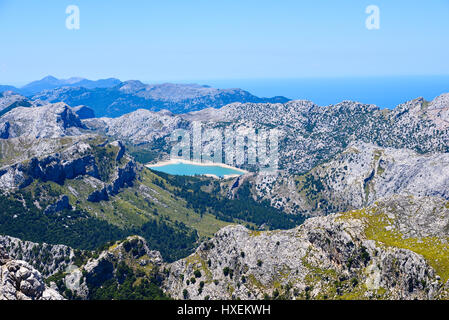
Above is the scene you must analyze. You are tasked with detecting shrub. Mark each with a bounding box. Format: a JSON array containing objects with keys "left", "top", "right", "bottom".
[{"left": 194, "top": 270, "right": 202, "bottom": 278}]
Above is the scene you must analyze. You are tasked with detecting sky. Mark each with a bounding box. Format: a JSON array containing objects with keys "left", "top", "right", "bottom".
[{"left": 0, "top": 0, "right": 449, "bottom": 85}]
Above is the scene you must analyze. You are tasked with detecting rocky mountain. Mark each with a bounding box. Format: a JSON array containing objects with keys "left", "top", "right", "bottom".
[
  {"left": 0, "top": 235, "right": 75, "bottom": 278},
  {"left": 59, "top": 235, "right": 167, "bottom": 300},
  {"left": 1, "top": 87, "right": 449, "bottom": 300},
  {"left": 0, "top": 85, "right": 17, "bottom": 94},
  {"left": 11, "top": 194, "right": 445, "bottom": 300},
  {"left": 31, "top": 81, "right": 290, "bottom": 117},
  {"left": 188, "top": 95, "right": 449, "bottom": 173},
  {"left": 163, "top": 195, "right": 449, "bottom": 300},
  {"left": 83, "top": 109, "right": 187, "bottom": 144},
  {"left": 0, "top": 247, "right": 63, "bottom": 300},
  {"left": 0, "top": 92, "right": 34, "bottom": 117},
  {"left": 250, "top": 141, "right": 449, "bottom": 216},
  {"left": 0, "top": 102, "right": 86, "bottom": 139}
]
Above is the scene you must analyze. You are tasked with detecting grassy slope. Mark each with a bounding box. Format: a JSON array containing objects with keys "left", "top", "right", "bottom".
[{"left": 24, "top": 167, "right": 230, "bottom": 239}]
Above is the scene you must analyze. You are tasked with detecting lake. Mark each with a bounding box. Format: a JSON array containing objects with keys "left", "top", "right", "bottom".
[{"left": 147, "top": 161, "right": 245, "bottom": 178}]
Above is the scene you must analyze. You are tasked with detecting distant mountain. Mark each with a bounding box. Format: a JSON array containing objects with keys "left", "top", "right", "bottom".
[
  {"left": 0, "top": 76, "right": 121, "bottom": 96},
  {"left": 0, "top": 77, "right": 290, "bottom": 116},
  {"left": 0, "top": 85, "right": 17, "bottom": 93},
  {"left": 31, "top": 81, "right": 290, "bottom": 117},
  {"left": 18, "top": 76, "right": 121, "bottom": 95}
]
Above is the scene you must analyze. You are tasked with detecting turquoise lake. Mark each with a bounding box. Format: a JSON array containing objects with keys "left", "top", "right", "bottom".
[{"left": 147, "top": 162, "right": 245, "bottom": 178}]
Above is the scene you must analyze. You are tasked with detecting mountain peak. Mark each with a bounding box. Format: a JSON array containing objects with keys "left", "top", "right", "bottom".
[
  {"left": 42, "top": 75, "right": 58, "bottom": 80},
  {"left": 118, "top": 80, "right": 146, "bottom": 91},
  {"left": 429, "top": 93, "right": 449, "bottom": 110}
]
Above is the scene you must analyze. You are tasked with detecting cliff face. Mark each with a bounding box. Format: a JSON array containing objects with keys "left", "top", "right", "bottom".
[
  {"left": 0, "top": 138, "right": 97, "bottom": 190},
  {"left": 163, "top": 196, "right": 449, "bottom": 300},
  {"left": 0, "top": 247, "right": 64, "bottom": 300}
]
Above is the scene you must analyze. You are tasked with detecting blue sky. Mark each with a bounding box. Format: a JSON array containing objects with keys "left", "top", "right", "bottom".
[{"left": 1, "top": 0, "right": 449, "bottom": 85}]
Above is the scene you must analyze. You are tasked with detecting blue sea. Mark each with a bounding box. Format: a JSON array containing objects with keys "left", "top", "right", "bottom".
[
  {"left": 197, "top": 76, "right": 449, "bottom": 109},
  {"left": 148, "top": 162, "right": 244, "bottom": 178}
]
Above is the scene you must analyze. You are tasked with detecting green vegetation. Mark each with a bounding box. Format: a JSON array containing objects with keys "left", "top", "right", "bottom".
[
  {"left": 91, "top": 142, "right": 123, "bottom": 182},
  {"left": 0, "top": 133, "right": 307, "bottom": 271},
  {"left": 341, "top": 208, "right": 449, "bottom": 282},
  {"left": 295, "top": 171, "right": 335, "bottom": 213},
  {"left": 0, "top": 191, "right": 127, "bottom": 250},
  {"left": 88, "top": 262, "right": 169, "bottom": 300},
  {"left": 194, "top": 270, "right": 202, "bottom": 278},
  {"left": 152, "top": 171, "right": 306, "bottom": 230},
  {"left": 0, "top": 190, "right": 197, "bottom": 262},
  {"left": 126, "top": 143, "right": 161, "bottom": 164}
]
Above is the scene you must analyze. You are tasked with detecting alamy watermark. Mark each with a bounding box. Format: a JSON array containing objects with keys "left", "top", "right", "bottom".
[
  {"left": 66, "top": 5, "right": 80, "bottom": 30},
  {"left": 365, "top": 5, "right": 380, "bottom": 30},
  {"left": 64, "top": 5, "right": 380, "bottom": 31},
  {"left": 170, "top": 122, "right": 279, "bottom": 175}
]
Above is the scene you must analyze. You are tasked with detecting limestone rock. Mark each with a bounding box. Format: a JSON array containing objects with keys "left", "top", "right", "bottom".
[
  {"left": 0, "top": 102, "right": 85, "bottom": 139},
  {"left": 0, "top": 247, "right": 64, "bottom": 300},
  {"left": 163, "top": 196, "right": 449, "bottom": 300}
]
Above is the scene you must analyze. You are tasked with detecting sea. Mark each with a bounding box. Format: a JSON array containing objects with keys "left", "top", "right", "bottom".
[{"left": 196, "top": 75, "right": 449, "bottom": 109}]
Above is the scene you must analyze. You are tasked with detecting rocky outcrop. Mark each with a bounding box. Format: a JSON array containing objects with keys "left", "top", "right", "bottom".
[
  {"left": 83, "top": 109, "right": 188, "bottom": 144},
  {"left": 0, "top": 235, "right": 75, "bottom": 277},
  {"left": 87, "top": 160, "right": 137, "bottom": 202},
  {"left": 63, "top": 236, "right": 163, "bottom": 299},
  {"left": 0, "top": 137, "right": 136, "bottom": 193},
  {"left": 0, "top": 102, "right": 85, "bottom": 139},
  {"left": 0, "top": 121, "right": 10, "bottom": 139},
  {"left": 0, "top": 247, "right": 64, "bottom": 300},
  {"left": 163, "top": 195, "right": 449, "bottom": 300},
  {"left": 0, "top": 140, "right": 98, "bottom": 190},
  {"left": 0, "top": 92, "right": 33, "bottom": 116}
]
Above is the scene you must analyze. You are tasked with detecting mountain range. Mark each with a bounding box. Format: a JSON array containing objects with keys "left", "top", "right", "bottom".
[
  {"left": 1, "top": 76, "right": 121, "bottom": 96},
  {"left": 0, "top": 76, "right": 290, "bottom": 117},
  {"left": 1, "top": 79, "right": 449, "bottom": 300}
]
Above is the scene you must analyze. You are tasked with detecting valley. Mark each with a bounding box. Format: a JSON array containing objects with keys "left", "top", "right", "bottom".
[{"left": 0, "top": 78, "right": 449, "bottom": 300}]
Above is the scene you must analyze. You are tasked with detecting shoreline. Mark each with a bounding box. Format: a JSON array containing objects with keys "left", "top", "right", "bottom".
[{"left": 145, "top": 158, "right": 248, "bottom": 176}]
